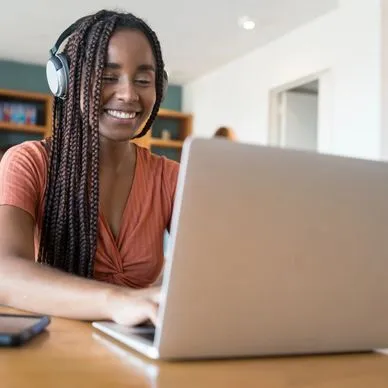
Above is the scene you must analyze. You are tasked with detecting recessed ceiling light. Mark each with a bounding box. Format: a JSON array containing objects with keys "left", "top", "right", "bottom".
[{"left": 238, "top": 16, "right": 255, "bottom": 30}]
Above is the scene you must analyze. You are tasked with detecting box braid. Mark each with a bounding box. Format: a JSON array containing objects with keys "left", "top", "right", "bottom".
[{"left": 37, "top": 10, "right": 166, "bottom": 277}]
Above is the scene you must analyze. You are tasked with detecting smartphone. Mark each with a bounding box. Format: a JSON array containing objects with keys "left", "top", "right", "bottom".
[{"left": 0, "top": 314, "right": 51, "bottom": 347}]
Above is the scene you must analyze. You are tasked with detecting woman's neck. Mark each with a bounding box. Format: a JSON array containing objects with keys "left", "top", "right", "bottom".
[{"left": 99, "top": 137, "right": 135, "bottom": 174}]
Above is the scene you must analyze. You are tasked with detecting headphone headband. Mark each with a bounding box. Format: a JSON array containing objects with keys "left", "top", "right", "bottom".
[{"left": 49, "top": 19, "right": 87, "bottom": 57}]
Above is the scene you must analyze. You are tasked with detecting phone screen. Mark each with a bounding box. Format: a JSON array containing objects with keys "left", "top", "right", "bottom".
[{"left": 0, "top": 316, "right": 43, "bottom": 334}]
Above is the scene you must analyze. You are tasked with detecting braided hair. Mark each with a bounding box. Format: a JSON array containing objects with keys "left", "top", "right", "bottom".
[{"left": 37, "top": 10, "right": 165, "bottom": 277}]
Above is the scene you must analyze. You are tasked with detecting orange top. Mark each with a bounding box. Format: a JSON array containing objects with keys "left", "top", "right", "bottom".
[{"left": 0, "top": 140, "right": 179, "bottom": 288}]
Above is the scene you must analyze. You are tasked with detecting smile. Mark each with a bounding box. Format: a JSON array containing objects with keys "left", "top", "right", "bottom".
[{"left": 105, "top": 109, "right": 139, "bottom": 119}]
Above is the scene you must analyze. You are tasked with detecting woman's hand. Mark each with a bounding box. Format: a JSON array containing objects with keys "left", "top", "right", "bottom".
[{"left": 105, "top": 286, "right": 161, "bottom": 326}]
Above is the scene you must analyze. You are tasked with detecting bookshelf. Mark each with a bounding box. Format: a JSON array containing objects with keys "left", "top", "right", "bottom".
[
  {"left": 132, "top": 108, "right": 193, "bottom": 162},
  {"left": 0, "top": 88, "right": 53, "bottom": 137},
  {"left": 150, "top": 138, "right": 183, "bottom": 148},
  {"left": 0, "top": 88, "right": 52, "bottom": 158}
]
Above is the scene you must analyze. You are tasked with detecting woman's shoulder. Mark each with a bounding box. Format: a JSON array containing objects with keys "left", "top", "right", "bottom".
[
  {"left": 136, "top": 144, "right": 179, "bottom": 175},
  {"left": 135, "top": 144, "right": 180, "bottom": 200},
  {"left": 0, "top": 139, "right": 49, "bottom": 187},
  {"left": 0, "top": 139, "right": 49, "bottom": 221},
  {"left": 4, "top": 138, "right": 49, "bottom": 166}
]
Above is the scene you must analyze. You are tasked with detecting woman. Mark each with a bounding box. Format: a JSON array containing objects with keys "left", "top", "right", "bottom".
[{"left": 0, "top": 10, "right": 177, "bottom": 326}]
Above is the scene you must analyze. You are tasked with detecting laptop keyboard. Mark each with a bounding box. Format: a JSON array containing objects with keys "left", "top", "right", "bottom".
[
  {"left": 130, "top": 321, "right": 155, "bottom": 342},
  {"left": 98, "top": 321, "right": 156, "bottom": 343},
  {"left": 135, "top": 330, "right": 155, "bottom": 342}
]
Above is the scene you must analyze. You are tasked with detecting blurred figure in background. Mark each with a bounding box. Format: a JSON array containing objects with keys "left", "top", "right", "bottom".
[{"left": 213, "top": 126, "right": 236, "bottom": 140}]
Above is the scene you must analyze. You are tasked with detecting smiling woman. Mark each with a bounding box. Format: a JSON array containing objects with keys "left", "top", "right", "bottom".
[{"left": 0, "top": 10, "right": 177, "bottom": 326}]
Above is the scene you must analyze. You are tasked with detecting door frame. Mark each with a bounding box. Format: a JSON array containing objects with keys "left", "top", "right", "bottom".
[{"left": 268, "top": 69, "right": 330, "bottom": 149}]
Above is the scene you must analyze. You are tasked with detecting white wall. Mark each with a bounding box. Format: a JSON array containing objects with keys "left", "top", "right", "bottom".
[
  {"left": 381, "top": 0, "right": 388, "bottom": 159},
  {"left": 282, "top": 91, "right": 318, "bottom": 152},
  {"left": 183, "top": 0, "right": 381, "bottom": 160}
]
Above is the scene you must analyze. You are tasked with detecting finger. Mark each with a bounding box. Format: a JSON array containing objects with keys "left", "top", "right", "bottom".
[
  {"left": 112, "top": 303, "right": 151, "bottom": 327},
  {"left": 147, "top": 290, "right": 161, "bottom": 305},
  {"left": 113, "top": 311, "right": 150, "bottom": 327}
]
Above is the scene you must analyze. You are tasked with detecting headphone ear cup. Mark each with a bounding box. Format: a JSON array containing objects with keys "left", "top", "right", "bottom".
[
  {"left": 46, "top": 53, "right": 70, "bottom": 98},
  {"left": 161, "top": 69, "right": 168, "bottom": 102}
]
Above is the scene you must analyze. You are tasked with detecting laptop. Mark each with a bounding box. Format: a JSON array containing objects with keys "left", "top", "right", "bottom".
[{"left": 92, "top": 136, "right": 388, "bottom": 360}]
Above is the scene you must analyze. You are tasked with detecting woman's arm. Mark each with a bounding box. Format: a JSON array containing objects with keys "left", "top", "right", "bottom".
[{"left": 0, "top": 205, "right": 159, "bottom": 324}]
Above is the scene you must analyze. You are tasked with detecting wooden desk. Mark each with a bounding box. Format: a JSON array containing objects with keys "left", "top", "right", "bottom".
[{"left": 2, "top": 306, "right": 388, "bottom": 388}]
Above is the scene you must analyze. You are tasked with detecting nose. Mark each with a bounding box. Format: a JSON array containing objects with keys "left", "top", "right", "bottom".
[{"left": 116, "top": 79, "right": 139, "bottom": 103}]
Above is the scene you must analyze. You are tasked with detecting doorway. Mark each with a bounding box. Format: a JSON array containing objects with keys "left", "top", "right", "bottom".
[{"left": 269, "top": 74, "right": 325, "bottom": 152}]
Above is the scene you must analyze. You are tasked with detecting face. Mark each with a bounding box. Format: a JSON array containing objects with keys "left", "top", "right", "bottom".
[{"left": 98, "top": 28, "right": 157, "bottom": 142}]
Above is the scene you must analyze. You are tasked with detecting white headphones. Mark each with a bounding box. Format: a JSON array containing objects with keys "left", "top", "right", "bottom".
[{"left": 46, "top": 25, "right": 76, "bottom": 99}]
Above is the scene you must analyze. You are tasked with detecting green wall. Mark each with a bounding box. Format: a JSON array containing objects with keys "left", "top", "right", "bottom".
[
  {"left": 161, "top": 83, "right": 182, "bottom": 111},
  {"left": 0, "top": 60, "right": 50, "bottom": 94},
  {"left": 0, "top": 60, "right": 182, "bottom": 110}
]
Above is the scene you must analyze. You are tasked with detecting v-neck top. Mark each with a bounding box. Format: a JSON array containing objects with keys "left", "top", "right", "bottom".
[{"left": 0, "top": 140, "right": 179, "bottom": 288}]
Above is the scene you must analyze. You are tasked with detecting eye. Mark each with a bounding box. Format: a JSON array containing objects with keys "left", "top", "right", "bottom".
[
  {"left": 135, "top": 78, "right": 152, "bottom": 86},
  {"left": 134, "top": 71, "right": 154, "bottom": 87},
  {"left": 102, "top": 74, "right": 118, "bottom": 82}
]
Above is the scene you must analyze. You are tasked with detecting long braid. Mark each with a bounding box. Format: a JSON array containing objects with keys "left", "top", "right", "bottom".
[
  {"left": 38, "top": 10, "right": 166, "bottom": 277},
  {"left": 86, "top": 19, "right": 118, "bottom": 277},
  {"left": 51, "top": 24, "right": 89, "bottom": 269},
  {"left": 52, "top": 35, "right": 81, "bottom": 266},
  {"left": 37, "top": 101, "right": 59, "bottom": 263},
  {"left": 77, "top": 20, "right": 107, "bottom": 276},
  {"left": 66, "top": 37, "right": 86, "bottom": 272},
  {"left": 52, "top": 24, "right": 91, "bottom": 267}
]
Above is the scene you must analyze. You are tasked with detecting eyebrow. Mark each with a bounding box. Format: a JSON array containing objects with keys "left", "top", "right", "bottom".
[
  {"left": 104, "top": 62, "right": 155, "bottom": 72},
  {"left": 105, "top": 62, "right": 121, "bottom": 69},
  {"left": 138, "top": 64, "right": 155, "bottom": 72}
]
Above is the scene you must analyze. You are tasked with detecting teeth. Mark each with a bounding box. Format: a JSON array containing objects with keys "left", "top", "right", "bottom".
[{"left": 106, "top": 110, "right": 136, "bottom": 119}]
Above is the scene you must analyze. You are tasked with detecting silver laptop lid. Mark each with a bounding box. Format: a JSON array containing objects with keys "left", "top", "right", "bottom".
[{"left": 155, "top": 137, "right": 388, "bottom": 359}]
